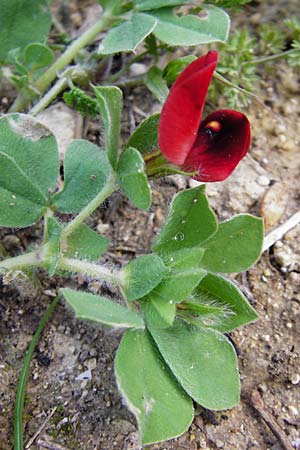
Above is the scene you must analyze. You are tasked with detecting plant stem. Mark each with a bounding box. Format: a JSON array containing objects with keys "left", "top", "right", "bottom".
[
  {"left": 9, "top": 12, "right": 114, "bottom": 112},
  {"left": 106, "top": 51, "right": 149, "bottom": 84},
  {"left": 58, "top": 257, "right": 124, "bottom": 287},
  {"left": 246, "top": 48, "right": 298, "bottom": 65},
  {"left": 14, "top": 295, "right": 60, "bottom": 450},
  {"left": 0, "top": 251, "right": 41, "bottom": 272},
  {"left": 214, "top": 71, "right": 273, "bottom": 112},
  {"left": 61, "top": 172, "right": 117, "bottom": 241},
  {"left": 29, "top": 75, "right": 69, "bottom": 116}
]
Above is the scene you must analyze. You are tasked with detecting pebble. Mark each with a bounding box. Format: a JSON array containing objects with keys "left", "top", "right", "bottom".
[
  {"left": 288, "top": 405, "right": 299, "bottom": 415},
  {"left": 291, "top": 374, "right": 300, "bottom": 385},
  {"left": 281, "top": 75, "right": 299, "bottom": 93},
  {"left": 260, "top": 182, "right": 288, "bottom": 231},
  {"left": 76, "top": 369, "right": 92, "bottom": 381},
  {"left": 129, "top": 63, "right": 147, "bottom": 77},
  {"left": 84, "top": 357, "right": 97, "bottom": 371},
  {"left": 282, "top": 139, "right": 297, "bottom": 152},
  {"left": 257, "top": 175, "right": 270, "bottom": 186},
  {"left": 273, "top": 242, "right": 296, "bottom": 268}
]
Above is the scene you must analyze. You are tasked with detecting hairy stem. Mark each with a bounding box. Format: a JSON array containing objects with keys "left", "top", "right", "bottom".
[
  {"left": 0, "top": 250, "right": 41, "bottom": 272},
  {"left": 14, "top": 296, "right": 60, "bottom": 450},
  {"left": 29, "top": 75, "right": 69, "bottom": 116},
  {"left": 61, "top": 172, "right": 117, "bottom": 242},
  {"left": 9, "top": 12, "right": 114, "bottom": 112},
  {"left": 57, "top": 257, "right": 124, "bottom": 288}
]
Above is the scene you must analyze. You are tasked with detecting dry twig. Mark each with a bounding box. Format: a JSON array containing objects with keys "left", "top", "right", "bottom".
[
  {"left": 263, "top": 211, "right": 300, "bottom": 252},
  {"left": 250, "top": 390, "right": 294, "bottom": 450}
]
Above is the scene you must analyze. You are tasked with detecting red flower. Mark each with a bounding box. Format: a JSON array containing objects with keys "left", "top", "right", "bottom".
[{"left": 158, "top": 51, "right": 251, "bottom": 182}]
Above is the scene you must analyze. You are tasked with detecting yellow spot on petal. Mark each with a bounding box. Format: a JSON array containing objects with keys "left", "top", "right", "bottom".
[{"left": 206, "top": 120, "right": 222, "bottom": 132}]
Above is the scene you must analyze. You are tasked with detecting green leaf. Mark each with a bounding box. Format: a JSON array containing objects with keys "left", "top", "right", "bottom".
[
  {"left": 126, "top": 113, "right": 159, "bottom": 155},
  {"left": 24, "top": 43, "right": 54, "bottom": 71},
  {"left": 149, "top": 5, "right": 229, "bottom": 46},
  {"left": 144, "top": 66, "right": 169, "bottom": 103},
  {"left": 44, "top": 217, "right": 62, "bottom": 275},
  {"left": 98, "top": 13, "right": 157, "bottom": 55},
  {"left": 0, "top": 114, "right": 59, "bottom": 227},
  {"left": 135, "top": 0, "right": 191, "bottom": 10},
  {"left": 93, "top": 86, "right": 122, "bottom": 169},
  {"left": 201, "top": 214, "right": 264, "bottom": 273},
  {"left": 61, "top": 288, "right": 144, "bottom": 329},
  {"left": 141, "top": 247, "right": 206, "bottom": 328},
  {"left": 163, "top": 55, "right": 197, "bottom": 85},
  {"left": 152, "top": 185, "right": 218, "bottom": 256},
  {"left": 141, "top": 297, "right": 176, "bottom": 328},
  {"left": 52, "top": 140, "right": 111, "bottom": 213},
  {"left": 149, "top": 319, "right": 240, "bottom": 410},
  {"left": 65, "top": 224, "right": 110, "bottom": 261},
  {"left": 115, "top": 329, "right": 194, "bottom": 445},
  {"left": 192, "top": 273, "right": 258, "bottom": 332},
  {"left": 121, "top": 254, "right": 168, "bottom": 301},
  {"left": 142, "top": 246, "right": 207, "bottom": 304},
  {"left": 117, "top": 147, "right": 151, "bottom": 210},
  {"left": 0, "top": 0, "right": 52, "bottom": 62}
]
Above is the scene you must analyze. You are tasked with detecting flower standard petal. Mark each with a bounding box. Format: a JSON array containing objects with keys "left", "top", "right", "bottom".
[
  {"left": 158, "top": 51, "right": 218, "bottom": 166},
  {"left": 183, "top": 110, "right": 251, "bottom": 182}
]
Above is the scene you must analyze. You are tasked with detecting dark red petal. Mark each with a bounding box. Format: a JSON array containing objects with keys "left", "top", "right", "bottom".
[
  {"left": 158, "top": 51, "right": 218, "bottom": 166},
  {"left": 183, "top": 110, "right": 251, "bottom": 182}
]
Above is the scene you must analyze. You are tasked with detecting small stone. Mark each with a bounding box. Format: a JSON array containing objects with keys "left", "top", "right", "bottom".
[
  {"left": 281, "top": 75, "right": 299, "bottom": 93},
  {"left": 89, "top": 347, "right": 98, "bottom": 357},
  {"left": 282, "top": 139, "right": 297, "bottom": 152},
  {"left": 257, "top": 175, "right": 270, "bottom": 186},
  {"left": 288, "top": 405, "right": 298, "bottom": 415},
  {"left": 76, "top": 369, "right": 92, "bottom": 381},
  {"left": 291, "top": 374, "right": 300, "bottom": 385},
  {"left": 130, "top": 63, "right": 147, "bottom": 76},
  {"left": 273, "top": 242, "right": 296, "bottom": 268},
  {"left": 71, "top": 12, "right": 82, "bottom": 27},
  {"left": 260, "top": 182, "right": 288, "bottom": 231},
  {"left": 96, "top": 222, "right": 109, "bottom": 233},
  {"left": 278, "top": 134, "right": 287, "bottom": 144},
  {"left": 84, "top": 358, "right": 97, "bottom": 371}
]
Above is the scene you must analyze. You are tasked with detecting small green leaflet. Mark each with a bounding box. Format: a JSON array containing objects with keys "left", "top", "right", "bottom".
[
  {"left": 192, "top": 272, "right": 258, "bottom": 332},
  {"left": 24, "top": 43, "right": 54, "bottom": 72},
  {"left": 201, "top": 214, "right": 264, "bottom": 273},
  {"left": 121, "top": 254, "right": 168, "bottom": 301},
  {"left": 152, "top": 185, "right": 218, "bottom": 256},
  {"left": 115, "top": 329, "right": 194, "bottom": 445},
  {"left": 149, "top": 319, "right": 240, "bottom": 410},
  {"left": 98, "top": 13, "right": 157, "bottom": 54},
  {"left": 65, "top": 224, "right": 110, "bottom": 261},
  {"left": 93, "top": 86, "right": 122, "bottom": 169},
  {"left": 43, "top": 217, "right": 62, "bottom": 275},
  {"left": 0, "top": 0, "right": 52, "bottom": 62},
  {"left": 61, "top": 288, "right": 144, "bottom": 329},
  {"left": 148, "top": 5, "right": 230, "bottom": 46},
  {"left": 0, "top": 114, "right": 59, "bottom": 228},
  {"left": 52, "top": 140, "right": 111, "bottom": 213},
  {"left": 117, "top": 147, "right": 152, "bottom": 210},
  {"left": 126, "top": 113, "right": 160, "bottom": 155},
  {"left": 145, "top": 66, "right": 169, "bottom": 103}
]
